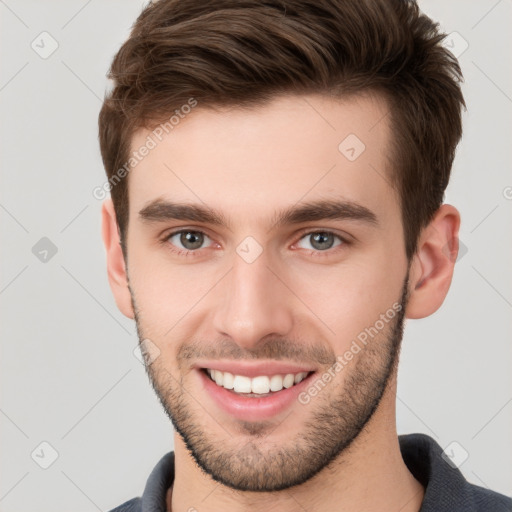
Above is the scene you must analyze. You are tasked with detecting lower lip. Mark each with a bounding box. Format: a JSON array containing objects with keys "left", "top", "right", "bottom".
[{"left": 198, "top": 369, "right": 315, "bottom": 422}]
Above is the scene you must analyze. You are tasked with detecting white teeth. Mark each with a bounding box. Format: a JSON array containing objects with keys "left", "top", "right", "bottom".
[
  {"left": 214, "top": 370, "right": 223, "bottom": 386},
  {"left": 233, "top": 375, "right": 252, "bottom": 393},
  {"left": 206, "top": 369, "right": 310, "bottom": 394},
  {"left": 269, "top": 374, "right": 284, "bottom": 392},
  {"left": 222, "top": 371, "right": 234, "bottom": 389},
  {"left": 294, "top": 372, "right": 307, "bottom": 384},
  {"left": 251, "top": 376, "right": 270, "bottom": 394},
  {"left": 283, "top": 374, "right": 295, "bottom": 388}
]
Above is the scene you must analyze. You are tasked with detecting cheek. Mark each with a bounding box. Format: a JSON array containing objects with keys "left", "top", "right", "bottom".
[
  {"left": 128, "top": 249, "right": 218, "bottom": 333},
  {"left": 293, "top": 249, "right": 406, "bottom": 349}
]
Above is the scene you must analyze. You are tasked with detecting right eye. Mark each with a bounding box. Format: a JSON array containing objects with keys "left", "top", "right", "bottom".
[{"left": 163, "top": 229, "right": 214, "bottom": 256}]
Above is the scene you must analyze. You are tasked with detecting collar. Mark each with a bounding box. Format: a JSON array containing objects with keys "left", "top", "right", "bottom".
[{"left": 138, "top": 433, "right": 511, "bottom": 511}]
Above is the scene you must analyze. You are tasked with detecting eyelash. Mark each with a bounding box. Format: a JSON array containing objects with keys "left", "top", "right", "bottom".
[{"left": 160, "top": 228, "right": 350, "bottom": 258}]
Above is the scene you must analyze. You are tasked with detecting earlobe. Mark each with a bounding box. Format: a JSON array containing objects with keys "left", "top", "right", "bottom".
[
  {"left": 405, "top": 204, "right": 461, "bottom": 319},
  {"left": 101, "top": 199, "right": 135, "bottom": 319}
]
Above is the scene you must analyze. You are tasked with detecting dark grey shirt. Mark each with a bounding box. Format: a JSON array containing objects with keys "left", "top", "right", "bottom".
[{"left": 109, "top": 433, "right": 512, "bottom": 511}]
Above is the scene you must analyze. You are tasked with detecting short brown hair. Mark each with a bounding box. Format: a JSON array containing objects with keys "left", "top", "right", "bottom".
[{"left": 98, "top": 0, "right": 465, "bottom": 259}]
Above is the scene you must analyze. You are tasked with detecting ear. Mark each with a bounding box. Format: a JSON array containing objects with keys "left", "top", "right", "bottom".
[
  {"left": 101, "top": 199, "right": 135, "bottom": 319},
  {"left": 405, "top": 204, "right": 461, "bottom": 319}
]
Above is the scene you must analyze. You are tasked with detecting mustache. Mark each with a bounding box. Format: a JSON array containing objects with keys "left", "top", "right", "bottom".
[{"left": 176, "top": 337, "right": 337, "bottom": 369}]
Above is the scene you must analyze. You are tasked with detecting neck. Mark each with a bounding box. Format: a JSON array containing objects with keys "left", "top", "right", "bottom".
[{"left": 168, "top": 374, "right": 424, "bottom": 512}]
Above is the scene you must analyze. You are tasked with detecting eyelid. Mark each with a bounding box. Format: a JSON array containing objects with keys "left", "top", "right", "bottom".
[{"left": 292, "top": 227, "right": 354, "bottom": 250}]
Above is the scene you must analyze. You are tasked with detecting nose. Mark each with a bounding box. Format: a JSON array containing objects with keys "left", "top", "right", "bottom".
[{"left": 212, "top": 246, "right": 294, "bottom": 351}]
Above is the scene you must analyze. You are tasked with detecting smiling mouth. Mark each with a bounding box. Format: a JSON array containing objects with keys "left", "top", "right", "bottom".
[{"left": 201, "top": 368, "right": 315, "bottom": 397}]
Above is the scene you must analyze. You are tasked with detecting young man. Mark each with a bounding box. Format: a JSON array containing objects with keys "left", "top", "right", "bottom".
[{"left": 98, "top": 0, "right": 511, "bottom": 511}]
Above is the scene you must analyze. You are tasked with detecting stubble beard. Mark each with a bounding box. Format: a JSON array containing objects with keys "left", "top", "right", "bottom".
[{"left": 130, "top": 271, "right": 410, "bottom": 492}]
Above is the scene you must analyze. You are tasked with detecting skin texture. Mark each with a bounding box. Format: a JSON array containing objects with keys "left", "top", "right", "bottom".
[{"left": 102, "top": 93, "right": 460, "bottom": 512}]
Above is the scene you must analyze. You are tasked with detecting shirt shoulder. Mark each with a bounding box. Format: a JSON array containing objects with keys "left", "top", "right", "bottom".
[
  {"left": 399, "top": 433, "right": 512, "bottom": 512},
  {"left": 108, "top": 451, "right": 175, "bottom": 512},
  {"left": 468, "top": 484, "right": 512, "bottom": 511},
  {"left": 107, "top": 497, "right": 141, "bottom": 512}
]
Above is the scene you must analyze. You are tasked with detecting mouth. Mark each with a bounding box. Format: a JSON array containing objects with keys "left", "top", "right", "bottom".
[
  {"left": 198, "top": 367, "right": 317, "bottom": 421},
  {"left": 201, "top": 368, "right": 314, "bottom": 397}
]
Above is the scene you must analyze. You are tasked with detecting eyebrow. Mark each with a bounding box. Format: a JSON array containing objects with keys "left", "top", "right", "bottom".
[{"left": 138, "top": 198, "right": 378, "bottom": 230}]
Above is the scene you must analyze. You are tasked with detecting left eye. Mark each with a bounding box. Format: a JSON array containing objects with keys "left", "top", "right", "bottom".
[{"left": 296, "top": 231, "right": 344, "bottom": 251}]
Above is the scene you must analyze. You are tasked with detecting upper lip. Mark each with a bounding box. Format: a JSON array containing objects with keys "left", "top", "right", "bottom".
[{"left": 194, "top": 360, "right": 317, "bottom": 378}]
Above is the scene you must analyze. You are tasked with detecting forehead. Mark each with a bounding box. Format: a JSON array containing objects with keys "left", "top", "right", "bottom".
[{"left": 127, "top": 93, "right": 397, "bottom": 226}]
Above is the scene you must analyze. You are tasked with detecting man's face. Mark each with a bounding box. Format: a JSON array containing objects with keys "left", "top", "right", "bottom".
[{"left": 124, "top": 93, "right": 410, "bottom": 491}]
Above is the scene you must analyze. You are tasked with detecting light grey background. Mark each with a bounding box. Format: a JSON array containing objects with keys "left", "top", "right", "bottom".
[{"left": 1, "top": 1, "right": 511, "bottom": 510}]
